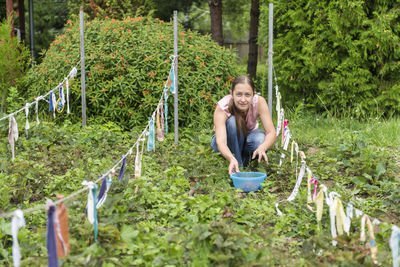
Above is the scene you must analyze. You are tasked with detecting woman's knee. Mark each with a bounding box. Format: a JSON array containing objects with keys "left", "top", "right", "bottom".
[
  {"left": 225, "top": 116, "right": 237, "bottom": 131},
  {"left": 210, "top": 135, "right": 219, "bottom": 153},
  {"left": 254, "top": 134, "right": 266, "bottom": 147},
  {"left": 247, "top": 131, "right": 266, "bottom": 149}
]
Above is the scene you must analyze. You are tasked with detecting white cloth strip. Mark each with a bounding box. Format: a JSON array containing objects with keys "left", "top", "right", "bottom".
[
  {"left": 25, "top": 103, "right": 30, "bottom": 135},
  {"left": 0, "top": 65, "right": 78, "bottom": 122},
  {"left": 66, "top": 79, "right": 70, "bottom": 114},
  {"left": 82, "top": 181, "right": 95, "bottom": 224},
  {"left": 11, "top": 209, "right": 25, "bottom": 267}
]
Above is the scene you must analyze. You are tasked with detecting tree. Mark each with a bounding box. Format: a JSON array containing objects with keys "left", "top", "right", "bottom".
[
  {"left": 247, "top": 0, "right": 259, "bottom": 79},
  {"left": 209, "top": 0, "right": 223, "bottom": 45},
  {"left": 67, "top": 0, "right": 154, "bottom": 20},
  {"left": 0, "top": 19, "right": 29, "bottom": 112},
  {"left": 68, "top": 0, "right": 201, "bottom": 22},
  {"left": 259, "top": 0, "right": 400, "bottom": 117}
]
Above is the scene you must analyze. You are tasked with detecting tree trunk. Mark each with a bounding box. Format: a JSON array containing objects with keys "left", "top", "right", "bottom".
[
  {"left": 247, "top": 0, "right": 260, "bottom": 79},
  {"left": 6, "top": 0, "right": 14, "bottom": 38},
  {"left": 208, "top": 0, "right": 223, "bottom": 46},
  {"left": 18, "top": 0, "right": 26, "bottom": 42}
]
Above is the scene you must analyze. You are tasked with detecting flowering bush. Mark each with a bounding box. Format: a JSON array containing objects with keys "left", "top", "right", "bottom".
[{"left": 18, "top": 16, "right": 240, "bottom": 129}]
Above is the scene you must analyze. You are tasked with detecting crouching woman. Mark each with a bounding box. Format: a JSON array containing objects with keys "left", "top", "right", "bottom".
[{"left": 211, "top": 75, "right": 276, "bottom": 175}]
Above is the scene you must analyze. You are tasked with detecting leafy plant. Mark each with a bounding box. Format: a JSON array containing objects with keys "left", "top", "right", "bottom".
[
  {"left": 259, "top": 0, "right": 400, "bottom": 118},
  {"left": 17, "top": 15, "right": 240, "bottom": 130},
  {"left": 0, "top": 19, "right": 29, "bottom": 114}
]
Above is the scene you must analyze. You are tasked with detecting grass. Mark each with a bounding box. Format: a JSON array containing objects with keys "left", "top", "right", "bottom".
[{"left": 0, "top": 113, "right": 399, "bottom": 266}]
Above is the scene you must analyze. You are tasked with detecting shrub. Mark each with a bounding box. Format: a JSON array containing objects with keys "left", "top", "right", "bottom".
[
  {"left": 259, "top": 1, "right": 400, "bottom": 118},
  {"left": 17, "top": 15, "right": 241, "bottom": 130},
  {"left": 0, "top": 19, "right": 29, "bottom": 114}
]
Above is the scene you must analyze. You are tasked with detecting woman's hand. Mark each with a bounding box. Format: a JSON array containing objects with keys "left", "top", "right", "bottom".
[
  {"left": 252, "top": 146, "right": 269, "bottom": 164},
  {"left": 228, "top": 158, "right": 240, "bottom": 175}
]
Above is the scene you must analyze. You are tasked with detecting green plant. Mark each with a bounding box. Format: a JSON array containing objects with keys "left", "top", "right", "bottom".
[
  {"left": 0, "top": 19, "right": 29, "bottom": 114},
  {"left": 259, "top": 1, "right": 400, "bottom": 118},
  {"left": 17, "top": 15, "right": 241, "bottom": 130}
]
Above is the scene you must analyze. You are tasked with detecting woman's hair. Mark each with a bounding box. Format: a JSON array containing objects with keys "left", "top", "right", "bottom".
[{"left": 228, "top": 75, "right": 256, "bottom": 139}]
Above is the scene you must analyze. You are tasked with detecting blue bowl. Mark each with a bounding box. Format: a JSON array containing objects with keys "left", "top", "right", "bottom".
[{"left": 230, "top": 172, "right": 267, "bottom": 192}]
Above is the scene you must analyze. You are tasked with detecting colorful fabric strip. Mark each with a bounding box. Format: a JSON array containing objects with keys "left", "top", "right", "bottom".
[
  {"left": 169, "top": 67, "right": 175, "bottom": 94},
  {"left": 323, "top": 189, "right": 340, "bottom": 246},
  {"left": 290, "top": 141, "right": 295, "bottom": 162},
  {"left": 360, "top": 215, "right": 378, "bottom": 264},
  {"left": 52, "top": 92, "right": 57, "bottom": 118},
  {"left": 35, "top": 97, "right": 42, "bottom": 125},
  {"left": 55, "top": 195, "right": 70, "bottom": 258},
  {"left": 164, "top": 88, "right": 168, "bottom": 134},
  {"left": 275, "top": 92, "right": 281, "bottom": 135},
  {"left": 46, "top": 200, "right": 58, "bottom": 267},
  {"left": 310, "top": 176, "right": 318, "bottom": 201},
  {"left": 11, "top": 209, "right": 25, "bottom": 267},
  {"left": 134, "top": 144, "right": 141, "bottom": 178},
  {"left": 97, "top": 176, "right": 112, "bottom": 209},
  {"left": 282, "top": 120, "right": 289, "bottom": 145},
  {"left": 118, "top": 156, "right": 127, "bottom": 181},
  {"left": 49, "top": 91, "right": 54, "bottom": 112},
  {"left": 390, "top": 225, "right": 400, "bottom": 267},
  {"left": 66, "top": 79, "right": 70, "bottom": 114},
  {"left": 8, "top": 115, "right": 19, "bottom": 161},
  {"left": 82, "top": 181, "right": 98, "bottom": 242},
  {"left": 335, "top": 198, "right": 346, "bottom": 236},
  {"left": 92, "top": 184, "right": 98, "bottom": 242},
  {"left": 59, "top": 83, "right": 65, "bottom": 105},
  {"left": 161, "top": 94, "right": 165, "bottom": 137},
  {"left": 275, "top": 158, "right": 306, "bottom": 216},
  {"left": 344, "top": 203, "right": 353, "bottom": 235},
  {"left": 147, "top": 117, "right": 155, "bottom": 151},
  {"left": 276, "top": 108, "right": 284, "bottom": 137},
  {"left": 25, "top": 103, "right": 30, "bottom": 135},
  {"left": 315, "top": 185, "right": 325, "bottom": 229},
  {"left": 156, "top": 105, "right": 164, "bottom": 141}
]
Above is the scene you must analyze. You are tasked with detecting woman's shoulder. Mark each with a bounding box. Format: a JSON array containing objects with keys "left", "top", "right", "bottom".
[
  {"left": 218, "top": 94, "right": 232, "bottom": 106},
  {"left": 255, "top": 94, "right": 266, "bottom": 104},
  {"left": 216, "top": 95, "right": 232, "bottom": 117},
  {"left": 221, "top": 94, "right": 232, "bottom": 101}
]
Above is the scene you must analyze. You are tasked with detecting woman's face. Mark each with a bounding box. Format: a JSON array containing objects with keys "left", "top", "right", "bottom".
[{"left": 231, "top": 83, "right": 254, "bottom": 113}]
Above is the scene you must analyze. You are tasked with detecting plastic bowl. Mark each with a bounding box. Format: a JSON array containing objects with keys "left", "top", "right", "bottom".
[{"left": 230, "top": 172, "right": 267, "bottom": 192}]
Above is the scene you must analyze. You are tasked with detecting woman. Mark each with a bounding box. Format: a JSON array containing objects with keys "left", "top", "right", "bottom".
[{"left": 211, "top": 75, "right": 276, "bottom": 175}]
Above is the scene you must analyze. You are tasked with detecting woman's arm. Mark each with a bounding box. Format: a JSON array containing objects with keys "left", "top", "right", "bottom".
[
  {"left": 214, "top": 106, "right": 240, "bottom": 174},
  {"left": 252, "top": 96, "right": 276, "bottom": 162}
]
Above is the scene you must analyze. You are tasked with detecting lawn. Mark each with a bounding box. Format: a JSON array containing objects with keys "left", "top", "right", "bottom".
[{"left": 0, "top": 112, "right": 399, "bottom": 266}]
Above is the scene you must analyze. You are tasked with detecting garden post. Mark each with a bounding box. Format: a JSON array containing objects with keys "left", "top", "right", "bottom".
[
  {"left": 80, "top": 6, "right": 87, "bottom": 127},
  {"left": 268, "top": 3, "right": 273, "bottom": 117},
  {"left": 28, "top": 0, "right": 34, "bottom": 59},
  {"left": 173, "top": 10, "right": 179, "bottom": 146}
]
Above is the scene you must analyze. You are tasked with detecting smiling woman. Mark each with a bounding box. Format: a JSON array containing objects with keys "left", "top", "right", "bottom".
[{"left": 210, "top": 75, "right": 276, "bottom": 175}]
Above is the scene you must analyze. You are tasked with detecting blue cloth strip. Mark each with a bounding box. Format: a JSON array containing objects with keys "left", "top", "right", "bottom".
[
  {"left": 164, "top": 89, "right": 168, "bottom": 134},
  {"left": 46, "top": 206, "right": 58, "bottom": 267},
  {"left": 169, "top": 68, "right": 175, "bottom": 94},
  {"left": 97, "top": 176, "right": 107, "bottom": 203},
  {"left": 147, "top": 117, "right": 155, "bottom": 151},
  {"left": 49, "top": 91, "right": 53, "bottom": 111},
  {"left": 59, "top": 85, "right": 63, "bottom": 102},
  {"left": 118, "top": 156, "right": 126, "bottom": 181},
  {"left": 92, "top": 184, "right": 98, "bottom": 242},
  {"left": 97, "top": 176, "right": 112, "bottom": 209}
]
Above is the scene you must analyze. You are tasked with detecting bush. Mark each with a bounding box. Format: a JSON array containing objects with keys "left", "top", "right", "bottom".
[
  {"left": 259, "top": 1, "right": 400, "bottom": 118},
  {"left": 0, "top": 19, "right": 29, "bottom": 114},
  {"left": 18, "top": 15, "right": 241, "bottom": 130}
]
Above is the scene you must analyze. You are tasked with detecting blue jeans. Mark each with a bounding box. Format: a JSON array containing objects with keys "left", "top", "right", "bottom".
[{"left": 210, "top": 116, "right": 266, "bottom": 167}]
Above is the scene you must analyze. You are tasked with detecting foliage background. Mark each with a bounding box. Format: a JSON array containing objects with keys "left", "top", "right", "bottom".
[
  {"left": 0, "top": 19, "right": 29, "bottom": 113},
  {"left": 0, "top": 116, "right": 398, "bottom": 265},
  {"left": 259, "top": 0, "right": 400, "bottom": 118},
  {"left": 16, "top": 15, "right": 240, "bottom": 130}
]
